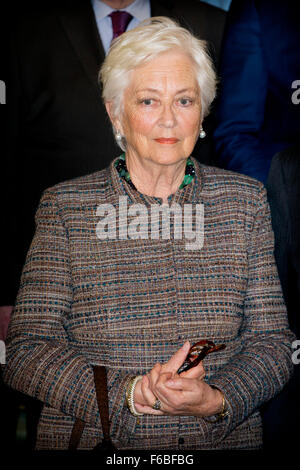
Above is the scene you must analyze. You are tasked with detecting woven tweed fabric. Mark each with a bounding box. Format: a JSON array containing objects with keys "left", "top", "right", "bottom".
[{"left": 3, "top": 156, "right": 295, "bottom": 450}]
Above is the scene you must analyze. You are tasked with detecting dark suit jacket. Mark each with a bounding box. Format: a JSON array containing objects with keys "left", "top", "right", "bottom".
[
  {"left": 213, "top": 0, "right": 300, "bottom": 183},
  {"left": 4, "top": 0, "right": 226, "bottom": 305},
  {"left": 262, "top": 147, "right": 300, "bottom": 449}
]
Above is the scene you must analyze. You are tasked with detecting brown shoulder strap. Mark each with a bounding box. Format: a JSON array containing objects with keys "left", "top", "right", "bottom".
[
  {"left": 69, "top": 417, "right": 85, "bottom": 451},
  {"left": 68, "top": 365, "right": 110, "bottom": 450},
  {"left": 93, "top": 365, "right": 110, "bottom": 441}
]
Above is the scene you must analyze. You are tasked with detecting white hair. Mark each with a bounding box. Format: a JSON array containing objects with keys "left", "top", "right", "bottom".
[{"left": 99, "top": 16, "right": 217, "bottom": 149}]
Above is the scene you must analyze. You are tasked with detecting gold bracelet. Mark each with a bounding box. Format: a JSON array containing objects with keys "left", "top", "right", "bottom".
[
  {"left": 203, "top": 385, "right": 229, "bottom": 423},
  {"left": 125, "top": 375, "right": 144, "bottom": 417}
]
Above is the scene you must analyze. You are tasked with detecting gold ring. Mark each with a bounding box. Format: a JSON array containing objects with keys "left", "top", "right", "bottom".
[{"left": 152, "top": 398, "right": 161, "bottom": 410}]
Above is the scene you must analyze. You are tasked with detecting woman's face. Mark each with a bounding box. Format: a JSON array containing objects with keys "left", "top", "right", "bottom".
[{"left": 107, "top": 50, "right": 202, "bottom": 167}]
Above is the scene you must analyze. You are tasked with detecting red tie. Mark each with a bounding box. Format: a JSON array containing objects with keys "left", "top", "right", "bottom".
[{"left": 109, "top": 11, "right": 133, "bottom": 40}]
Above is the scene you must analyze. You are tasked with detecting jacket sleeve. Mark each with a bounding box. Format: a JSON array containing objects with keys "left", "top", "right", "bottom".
[
  {"left": 2, "top": 189, "right": 132, "bottom": 431},
  {"left": 213, "top": 0, "right": 269, "bottom": 183},
  {"left": 208, "top": 183, "right": 295, "bottom": 441}
]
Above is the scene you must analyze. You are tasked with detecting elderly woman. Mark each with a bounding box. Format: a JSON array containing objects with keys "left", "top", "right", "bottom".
[{"left": 3, "top": 17, "right": 294, "bottom": 450}]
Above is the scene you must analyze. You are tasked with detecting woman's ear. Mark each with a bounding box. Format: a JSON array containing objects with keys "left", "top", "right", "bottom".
[
  {"left": 105, "top": 101, "right": 122, "bottom": 132},
  {"left": 105, "top": 101, "right": 113, "bottom": 122}
]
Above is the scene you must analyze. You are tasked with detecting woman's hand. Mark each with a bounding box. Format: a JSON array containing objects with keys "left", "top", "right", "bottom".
[
  {"left": 143, "top": 367, "right": 223, "bottom": 417},
  {"left": 134, "top": 342, "right": 223, "bottom": 417},
  {"left": 134, "top": 341, "right": 200, "bottom": 411}
]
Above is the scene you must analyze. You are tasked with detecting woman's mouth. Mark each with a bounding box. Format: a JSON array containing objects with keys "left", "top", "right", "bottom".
[{"left": 154, "top": 138, "right": 179, "bottom": 144}]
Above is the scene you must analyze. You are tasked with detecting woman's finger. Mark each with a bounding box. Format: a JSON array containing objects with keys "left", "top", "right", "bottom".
[
  {"left": 179, "top": 361, "right": 205, "bottom": 380},
  {"left": 134, "top": 402, "right": 164, "bottom": 416},
  {"left": 161, "top": 341, "right": 190, "bottom": 375},
  {"left": 151, "top": 372, "right": 184, "bottom": 409},
  {"left": 140, "top": 375, "right": 158, "bottom": 407},
  {"left": 147, "top": 362, "right": 162, "bottom": 391},
  {"left": 164, "top": 376, "right": 194, "bottom": 391},
  {"left": 147, "top": 365, "right": 176, "bottom": 412}
]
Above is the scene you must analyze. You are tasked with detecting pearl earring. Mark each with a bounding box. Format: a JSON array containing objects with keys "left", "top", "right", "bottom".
[
  {"left": 199, "top": 127, "right": 206, "bottom": 139},
  {"left": 115, "top": 130, "right": 122, "bottom": 142}
]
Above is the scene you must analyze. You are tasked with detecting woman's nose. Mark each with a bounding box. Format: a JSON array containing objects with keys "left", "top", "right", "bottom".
[{"left": 158, "top": 104, "right": 177, "bottom": 128}]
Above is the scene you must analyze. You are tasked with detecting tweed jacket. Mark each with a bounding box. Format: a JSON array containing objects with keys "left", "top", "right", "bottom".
[{"left": 3, "top": 157, "right": 294, "bottom": 450}]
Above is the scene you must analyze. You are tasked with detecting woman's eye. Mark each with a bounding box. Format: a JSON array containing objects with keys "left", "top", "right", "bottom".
[
  {"left": 178, "top": 98, "right": 192, "bottom": 106},
  {"left": 141, "top": 99, "right": 154, "bottom": 106}
]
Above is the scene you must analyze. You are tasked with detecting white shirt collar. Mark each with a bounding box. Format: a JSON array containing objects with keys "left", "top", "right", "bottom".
[{"left": 93, "top": 0, "right": 150, "bottom": 21}]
